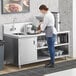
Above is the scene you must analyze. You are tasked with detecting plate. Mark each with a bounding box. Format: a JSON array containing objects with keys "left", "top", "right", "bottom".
[{"left": 4, "top": 3, "right": 22, "bottom": 13}]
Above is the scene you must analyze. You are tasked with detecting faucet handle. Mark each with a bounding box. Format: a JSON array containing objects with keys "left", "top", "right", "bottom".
[{"left": 13, "top": 18, "right": 16, "bottom": 23}]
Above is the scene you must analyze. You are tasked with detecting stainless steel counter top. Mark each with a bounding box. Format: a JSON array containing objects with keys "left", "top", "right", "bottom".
[
  {"left": 4, "top": 31, "right": 70, "bottom": 39},
  {"left": 4, "top": 33, "right": 46, "bottom": 39}
]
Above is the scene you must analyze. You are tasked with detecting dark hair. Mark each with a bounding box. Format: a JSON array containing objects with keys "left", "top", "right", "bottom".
[{"left": 39, "top": 4, "right": 48, "bottom": 11}]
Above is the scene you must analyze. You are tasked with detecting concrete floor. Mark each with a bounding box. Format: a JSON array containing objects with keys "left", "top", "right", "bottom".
[
  {"left": 44, "top": 68, "right": 76, "bottom": 76},
  {"left": 0, "top": 57, "right": 73, "bottom": 75}
]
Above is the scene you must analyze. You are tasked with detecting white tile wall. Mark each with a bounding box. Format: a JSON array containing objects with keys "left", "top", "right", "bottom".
[{"left": 0, "top": 0, "right": 58, "bottom": 26}]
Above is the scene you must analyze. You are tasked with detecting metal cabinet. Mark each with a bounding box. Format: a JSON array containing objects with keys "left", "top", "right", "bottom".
[
  {"left": 4, "top": 36, "right": 37, "bottom": 68},
  {"left": 18, "top": 37, "right": 37, "bottom": 67},
  {"left": 4, "top": 36, "right": 18, "bottom": 64}
]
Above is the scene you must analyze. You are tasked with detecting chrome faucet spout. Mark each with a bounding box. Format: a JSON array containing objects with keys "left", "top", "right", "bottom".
[{"left": 10, "top": 18, "right": 16, "bottom": 31}]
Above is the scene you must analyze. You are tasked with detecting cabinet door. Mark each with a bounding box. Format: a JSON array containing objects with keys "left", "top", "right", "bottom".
[{"left": 18, "top": 37, "right": 37, "bottom": 65}]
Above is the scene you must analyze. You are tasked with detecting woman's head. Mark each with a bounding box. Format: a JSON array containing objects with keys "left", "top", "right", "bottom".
[{"left": 39, "top": 4, "right": 48, "bottom": 14}]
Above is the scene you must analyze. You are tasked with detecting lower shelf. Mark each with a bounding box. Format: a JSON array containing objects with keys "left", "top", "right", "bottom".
[
  {"left": 37, "top": 43, "right": 69, "bottom": 50},
  {"left": 37, "top": 55, "right": 69, "bottom": 62}
]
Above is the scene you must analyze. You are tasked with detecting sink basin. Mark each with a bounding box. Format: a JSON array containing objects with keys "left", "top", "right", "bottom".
[{"left": 13, "top": 33, "right": 25, "bottom": 35}]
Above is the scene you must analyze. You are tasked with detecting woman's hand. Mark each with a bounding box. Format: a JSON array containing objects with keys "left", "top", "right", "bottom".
[
  {"left": 37, "top": 25, "right": 41, "bottom": 30},
  {"left": 36, "top": 22, "right": 42, "bottom": 34},
  {"left": 36, "top": 30, "right": 42, "bottom": 34},
  {"left": 39, "top": 22, "right": 42, "bottom": 25}
]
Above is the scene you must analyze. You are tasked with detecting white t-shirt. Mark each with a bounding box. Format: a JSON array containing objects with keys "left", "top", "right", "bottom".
[{"left": 40, "top": 11, "right": 57, "bottom": 35}]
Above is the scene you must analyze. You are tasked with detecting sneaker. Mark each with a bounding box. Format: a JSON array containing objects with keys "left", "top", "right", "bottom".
[{"left": 45, "top": 63, "right": 54, "bottom": 68}]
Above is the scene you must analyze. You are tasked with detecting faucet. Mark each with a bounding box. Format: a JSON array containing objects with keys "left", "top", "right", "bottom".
[{"left": 10, "top": 18, "right": 16, "bottom": 31}]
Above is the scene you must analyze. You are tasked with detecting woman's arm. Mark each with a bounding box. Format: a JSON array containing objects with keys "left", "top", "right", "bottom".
[
  {"left": 40, "top": 16, "right": 49, "bottom": 31},
  {"left": 36, "top": 24, "right": 42, "bottom": 33},
  {"left": 36, "top": 16, "right": 49, "bottom": 33}
]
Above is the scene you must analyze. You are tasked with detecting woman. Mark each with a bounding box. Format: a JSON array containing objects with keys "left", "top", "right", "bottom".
[{"left": 37, "top": 5, "right": 57, "bottom": 68}]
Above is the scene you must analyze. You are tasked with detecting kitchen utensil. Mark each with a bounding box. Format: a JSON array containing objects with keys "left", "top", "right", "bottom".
[
  {"left": 26, "top": 24, "right": 32, "bottom": 33},
  {"left": 57, "top": 36, "right": 60, "bottom": 44},
  {"left": 59, "top": 50, "right": 63, "bottom": 55},
  {"left": 25, "top": 24, "right": 38, "bottom": 35},
  {"left": 36, "top": 16, "right": 44, "bottom": 22},
  {"left": 37, "top": 41, "right": 43, "bottom": 47},
  {"left": 55, "top": 52, "right": 59, "bottom": 56}
]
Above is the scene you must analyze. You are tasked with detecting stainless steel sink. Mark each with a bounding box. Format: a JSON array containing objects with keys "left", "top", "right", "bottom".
[{"left": 13, "top": 33, "right": 25, "bottom": 35}]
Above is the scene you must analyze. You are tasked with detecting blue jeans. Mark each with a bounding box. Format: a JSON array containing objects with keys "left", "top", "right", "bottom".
[{"left": 46, "top": 34, "right": 56, "bottom": 64}]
